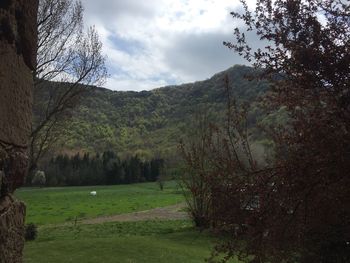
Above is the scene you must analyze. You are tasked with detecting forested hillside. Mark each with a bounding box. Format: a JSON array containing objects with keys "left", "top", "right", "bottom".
[{"left": 34, "top": 65, "right": 271, "bottom": 162}]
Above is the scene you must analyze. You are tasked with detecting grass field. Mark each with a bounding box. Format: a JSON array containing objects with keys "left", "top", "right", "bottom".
[
  {"left": 24, "top": 220, "right": 234, "bottom": 263},
  {"left": 18, "top": 182, "right": 240, "bottom": 262},
  {"left": 16, "top": 181, "right": 184, "bottom": 225}
]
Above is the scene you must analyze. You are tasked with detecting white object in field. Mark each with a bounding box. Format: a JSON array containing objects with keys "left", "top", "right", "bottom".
[{"left": 90, "top": 191, "right": 97, "bottom": 196}]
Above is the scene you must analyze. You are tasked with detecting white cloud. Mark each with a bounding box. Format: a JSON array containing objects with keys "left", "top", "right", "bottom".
[{"left": 81, "top": 0, "right": 257, "bottom": 91}]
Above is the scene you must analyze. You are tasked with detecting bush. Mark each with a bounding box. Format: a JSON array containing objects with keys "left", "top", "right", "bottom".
[{"left": 25, "top": 223, "right": 37, "bottom": 241}]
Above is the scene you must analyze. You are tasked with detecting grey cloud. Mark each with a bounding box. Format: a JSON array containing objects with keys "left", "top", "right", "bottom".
[
  {"left": 82, "top": 0, "right": 163, "bottom": 22},
  {"left": 163, "top": 31, "right": 249, "bottom": 82},
  {"left": 162, "top": 22, "right": 270, "bottom": 82}
]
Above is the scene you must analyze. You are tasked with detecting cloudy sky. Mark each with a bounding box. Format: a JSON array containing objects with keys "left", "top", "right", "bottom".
[{"left": 80, "top": 0, "right": 255, "bottom": 91}]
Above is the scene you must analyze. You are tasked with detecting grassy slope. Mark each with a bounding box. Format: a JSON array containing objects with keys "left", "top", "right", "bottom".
[
  {"left": 24, "top": 220, "right": 240, "bottom": 263},
  {"left": 16, "top": 181, "right": 184, "bottom": 225}
]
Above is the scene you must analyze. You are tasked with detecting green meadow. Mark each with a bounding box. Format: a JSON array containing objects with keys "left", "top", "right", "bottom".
[
  {"left": 16, "top": 181, "right": 184, "bottom": 225},
  {"left": 24, "top": 220, "right": 224, "bottom": 263},
  {"left": 17, "top": 182, "right": 240, "bottom": 262}
]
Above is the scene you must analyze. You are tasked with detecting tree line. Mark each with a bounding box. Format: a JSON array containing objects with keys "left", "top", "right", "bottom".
[{"left": 41, "top": 151, "right": 164, "bottom": 186}]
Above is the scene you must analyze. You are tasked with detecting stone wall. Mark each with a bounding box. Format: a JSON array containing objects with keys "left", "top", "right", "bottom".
[
  {"left": 0, "top": 0, "right": 38, "bottom": 262},
  {"left": 0, "top": 196, "right": 26, "bottom": 263}
]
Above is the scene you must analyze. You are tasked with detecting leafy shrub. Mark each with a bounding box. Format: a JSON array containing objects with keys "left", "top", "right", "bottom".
[{"left": 25, "top": 223, "right": 37, "bottom": 241}]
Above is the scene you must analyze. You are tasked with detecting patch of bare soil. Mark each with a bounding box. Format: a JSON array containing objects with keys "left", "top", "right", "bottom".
[{"left": 81, "top": 203, "right": 188, "bottom": 224}]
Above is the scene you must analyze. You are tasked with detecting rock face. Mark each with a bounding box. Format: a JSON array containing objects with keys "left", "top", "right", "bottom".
[{"left": 0, "top": 0, "right": 38, "bottom": 262}]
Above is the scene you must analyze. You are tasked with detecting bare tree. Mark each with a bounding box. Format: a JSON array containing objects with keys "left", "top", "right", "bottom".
[{"left": 29, "top": 0, "right": 107, "bottom": 178}]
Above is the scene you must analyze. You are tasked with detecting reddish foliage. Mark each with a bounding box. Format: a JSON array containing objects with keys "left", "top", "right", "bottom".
[{"left": 181, "top": 1, "right": 350, "bottom": 262}]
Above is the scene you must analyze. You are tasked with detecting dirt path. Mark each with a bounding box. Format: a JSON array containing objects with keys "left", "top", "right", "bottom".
[{"left": 80, "top": 202, "right": 188, "bottom": 225}]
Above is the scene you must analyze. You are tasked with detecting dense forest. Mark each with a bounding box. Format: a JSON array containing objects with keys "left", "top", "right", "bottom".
[
  {"left": 34, "top": 65, "right": 275, "bottom": 164},
  {"left": 41, "top": 151, "right": 164, "bottom": 186}
]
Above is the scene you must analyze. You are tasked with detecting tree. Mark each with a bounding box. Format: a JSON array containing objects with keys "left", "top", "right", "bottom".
[
  {"left": 183, "top": 1, "right": 350, "bottom": 262},
  {"left": 157, "top": 162, "right": 166, "bottom": 191},
  {"left": 29, "top": 0, "right": 107, "bottom": 180},
  {"left": 179, "top": 112, "right": 216, "bottom": 229},
  {"left": 31, "top": 170, "right": 46, "bottom": 187}
]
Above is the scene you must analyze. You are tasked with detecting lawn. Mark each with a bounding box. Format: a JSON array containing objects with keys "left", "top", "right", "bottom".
[
  {"left": 24, "top": 220, "right": 240, "bottom": 263},
  {"left": 16, "top": 181, "right": 184, "bottom": 225}
]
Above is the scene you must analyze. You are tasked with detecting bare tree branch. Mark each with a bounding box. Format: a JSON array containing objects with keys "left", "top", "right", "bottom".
[{"left": 29, "top": 0, "right": 107, "bottom": 179}]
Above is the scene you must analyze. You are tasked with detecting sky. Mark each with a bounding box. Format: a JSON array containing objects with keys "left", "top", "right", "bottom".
[{"left": 80, "top": 0, "right": 256, "bottom": 91}]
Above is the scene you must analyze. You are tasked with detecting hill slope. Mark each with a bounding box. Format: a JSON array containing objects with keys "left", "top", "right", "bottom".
[{"left": 35, "top": 65, "right": 270, "bottom": 160}]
